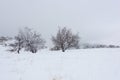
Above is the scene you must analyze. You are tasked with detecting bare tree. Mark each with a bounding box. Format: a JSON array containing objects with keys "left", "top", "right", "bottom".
[
  {"left": 9, "top": 27, "right": 45, "bottom": 53},
  {"left": 24, "top": 29, "right": 45, "bottom": 53},
  {"left": 9, "top": 32, "right": 24, "bottom": 53},
  {"left": 51, "top": 27, "right": 80, "bottom": 52}
]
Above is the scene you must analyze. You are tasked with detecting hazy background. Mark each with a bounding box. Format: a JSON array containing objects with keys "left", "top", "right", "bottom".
[{"left": 0, "top": 0, "right": 120, "bottom": 46}]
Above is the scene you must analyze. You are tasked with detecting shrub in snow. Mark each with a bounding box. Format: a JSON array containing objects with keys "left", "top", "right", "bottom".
[
  {"left": 51, "top": 27, "right": 80, "bottom": 52},
  {"left": 0, "top": 36, "right": 12, "bottom": 46}
]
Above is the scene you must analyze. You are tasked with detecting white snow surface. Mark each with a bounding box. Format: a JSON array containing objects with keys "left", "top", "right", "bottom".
[{"left": 0, "top": 46, "right": 120, "bottom": 80}]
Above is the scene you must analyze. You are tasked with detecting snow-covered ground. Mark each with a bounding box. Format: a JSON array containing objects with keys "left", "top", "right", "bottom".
[{"left": 0, "top": 46, "right": 120, "bottom": 80}]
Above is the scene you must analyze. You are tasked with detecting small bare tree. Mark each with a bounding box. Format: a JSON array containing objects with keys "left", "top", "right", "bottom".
[
  {"left": 52, "top": 27, "right": 80, "bottom": 52},
  {"left": 9, "top": 27, "right": 45, "bottom": 53},
  {"left": 24, "top": 29, "right": 45, "bottom": 53},
  {"left": 9, "top": 32, "right": 24, "bottom": 53}
]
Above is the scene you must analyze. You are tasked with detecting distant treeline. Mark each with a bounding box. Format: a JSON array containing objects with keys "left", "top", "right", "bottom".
[{"left": 82, "top": 43, "right": 120, "bottom": 49}]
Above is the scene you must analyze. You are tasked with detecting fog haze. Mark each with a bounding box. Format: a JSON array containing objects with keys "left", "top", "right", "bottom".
[{"left": 0, "top": 0, "right": 120, "bottom": 45}]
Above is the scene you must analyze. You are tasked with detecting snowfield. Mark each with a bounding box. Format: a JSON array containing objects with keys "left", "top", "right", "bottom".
[{"left": 0, "top": 46, "right": 120, "bottom": 80}]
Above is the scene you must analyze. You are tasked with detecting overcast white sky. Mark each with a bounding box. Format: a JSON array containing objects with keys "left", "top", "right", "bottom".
[{"left": 0, "top": 0, "right": 120, "bottom": 45}]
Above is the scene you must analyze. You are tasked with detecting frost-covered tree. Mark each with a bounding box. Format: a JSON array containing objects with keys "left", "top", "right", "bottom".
[
  {"left": 9, "top": 32, "right": 24, "bottom": 53},
  {"left": 51, "top": 27, "right": 80, "bottom": 52},
  {"left": 9, "top": 27, "right": 45, "bottom": 53},
  {"left": 23, "top": 28, "right": 45, "bottom": 53}
]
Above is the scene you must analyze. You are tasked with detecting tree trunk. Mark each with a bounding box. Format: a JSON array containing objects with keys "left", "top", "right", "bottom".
[
  {"left": 61, "top": 44, "right": 65, "bottom": 52},
  {"left": 62, "top": 49, "right": 65, "bottom": 52},
  {"left": 17, "top": 49, "right": 20, "bottom": 54}
]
